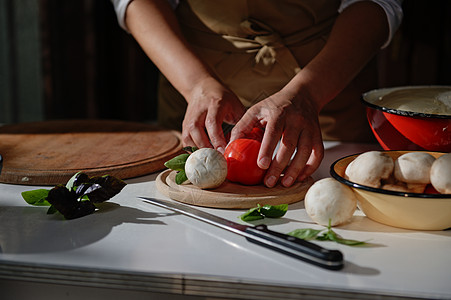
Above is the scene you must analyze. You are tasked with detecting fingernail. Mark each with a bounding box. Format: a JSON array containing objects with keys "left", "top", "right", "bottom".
[
  {"left": 259, "top": 157, "right": 271, "bottom": 169},
  {"left": 283, "top": 176, "right": 294, "bottom": 187},
  {"left": 266, "top": 175, "right": 277, "bottom": 187},
  {"left": 216, "top": 147, "right": 225, "bottom": 154}
]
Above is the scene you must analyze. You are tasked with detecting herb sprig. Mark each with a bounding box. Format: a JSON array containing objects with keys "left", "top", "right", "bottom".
[
  {"left": 164, "top": 146, "right": 198, "bottom": 184},
  {"left": 22, "top": 172, "right": 126, "bottom": 219},
  {"left": 288, "top": 220, "right": 367, "bottom": 246},
  {"left": 240, "top": 204, "right": 288, "bottom": 222}
]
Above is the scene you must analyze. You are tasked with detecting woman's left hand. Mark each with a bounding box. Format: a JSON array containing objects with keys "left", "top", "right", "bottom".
[{"left": 230, "top": 88, "right": 324, "bottom": 188}]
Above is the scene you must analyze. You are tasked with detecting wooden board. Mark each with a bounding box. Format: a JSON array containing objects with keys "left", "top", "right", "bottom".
[
  {"left": 0, "top": 120, "right": 183, "bottom": 185},
  {"left": 156, "top": 169, "right": 314, "bottom": 209}
]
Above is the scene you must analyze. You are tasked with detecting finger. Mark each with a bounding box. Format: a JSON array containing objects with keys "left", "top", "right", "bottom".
[
  {"left": 258, "top": 118, "right": 282, "bottom": 168},
  {"left": 297, "top": 134, "right": 324, "bottom": 181},
  {"left": 223, "top": 104, "right": 247, "bottom": 127},
  {"left": 264, "top": 127, "right": 301, "bottom": 188},
  {"left": 282, "top": 129, "right": 313, "bottom": 187},
  {"left": 182, "top": 119, "right": 212, "bottom": 149},
  {"left": 181, "top": 132, "right": 195, "bottom": 148},
  {"left": 229, "top": 113, "right": 258, "bottom": 142},
  {"left": 205, "top": 112, "right": 227, "bottom": 153},
  {"left": 192, "top": 128, "right": 213, "bottom": 149}
]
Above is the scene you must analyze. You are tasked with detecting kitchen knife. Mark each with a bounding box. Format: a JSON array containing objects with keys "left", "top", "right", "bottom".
[{"left": 140, "top": 197, "right": 344, "bottom": 270}]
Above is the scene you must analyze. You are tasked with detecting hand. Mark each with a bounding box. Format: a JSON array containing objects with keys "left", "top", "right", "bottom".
[
  {"left": 125, "top": 0, "right": 246, "bottom": 152},
  {"left": 182, "top": 77, "right": 246, "bottom": 152},
  {"left": 230, "top": 88, "right": 324, "bottom": 188}
]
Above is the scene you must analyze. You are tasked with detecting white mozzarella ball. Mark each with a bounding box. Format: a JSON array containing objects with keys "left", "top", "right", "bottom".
[
  {"left": 304, "top": 178, "right": 357, "bottom": 226},
  {"left": 185, "top": 148, "right": 228, "bottom": 189}
]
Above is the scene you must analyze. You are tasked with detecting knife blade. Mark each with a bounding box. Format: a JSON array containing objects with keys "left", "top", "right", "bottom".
[{"left": 139, "top": 197, "right": 344, "bottom": 270}]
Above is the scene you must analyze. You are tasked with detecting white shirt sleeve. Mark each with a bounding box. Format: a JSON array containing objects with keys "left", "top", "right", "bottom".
[
  {"left": 110, "top": 0, "right": 180, "bottom": 32},
  {"left": 111, "top": 0, "right": 403, "bottom": 49},
  {"left": 110, "top": 0, "right": 132, "bottom": 31},
  {"left": 339, "top": 0, "right": 404, "bottom": 49}
]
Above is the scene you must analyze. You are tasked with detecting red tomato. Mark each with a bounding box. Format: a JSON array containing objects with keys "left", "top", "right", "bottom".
[
  {"left": 224, "top": 138, "right": 267, "bottom": 185},
  {"left": 424, "top": 184, "right": 440, "bottom": 194},
  {"left": 246, "top": 127, "right": 264, "bottom": 142},
  {"left": 224, "top": 127, "right": 264, "bottom": 143}
]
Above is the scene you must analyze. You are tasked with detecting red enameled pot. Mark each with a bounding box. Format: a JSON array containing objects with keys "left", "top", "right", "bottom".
[{"left": 362, "top": 86, "right": 451, "bottom": 152}]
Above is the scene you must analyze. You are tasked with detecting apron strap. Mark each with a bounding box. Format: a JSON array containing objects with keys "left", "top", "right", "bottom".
[
  {"left": 182, "top": 16, "right": 335, "bottom": 77},
  {"left": 233, "top": 18, "right": 300, "bottom": 76}
]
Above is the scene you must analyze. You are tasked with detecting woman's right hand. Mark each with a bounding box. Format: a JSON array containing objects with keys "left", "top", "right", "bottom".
[
  {"left": 182, "top": 76, "right": 246, "bottom": 153},
  {"left": 125, "top": 0, "right": 246, "bottom": 152}
]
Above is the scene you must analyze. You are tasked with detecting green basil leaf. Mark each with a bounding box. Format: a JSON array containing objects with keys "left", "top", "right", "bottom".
[
  {"left": 333, "top": 237, "right": 367, "bottom": 246},
  {"left": 21, "top": 189, "right": 51, "bottom": 206},
  {"left": 175, "top": 170, "right": 188, "bottom": 185},
  {"left": 182, "top": 146, "right": 198, "bottom": 153},
  {"left": 46, "top": 205, "right": 57, "bottom": 214},
  {"left": 164, "top": 153, "right": 190, "bottom": 171},
  {"left": 240, "top": 207, "right": 264, "bottom": 221},
  {"left": 288, "top": 219, "right": 367, "bottom": 247},
  {"left": 317, "top": 229, "right": 367, "bottom": 246},
  {"left": 317, "top": 227, "right": 338, "bottom": 241},
  {"left": 288, "top": 228, "right": 323, "bottom": 240},
  {"left": 317, "top": 227, "right": 367, "bottom": 246},
  {"left": 65, "top": 171, "right": 82, "bottom": 190},
  {"left": 22, "top": 172, "right": 126, "bottom": 220},
  {"left": 259, "top": 204, "right": 288, "bottom": 218},
  {"left": 80, "top": 195, "right": 90, "bottom": 201}
]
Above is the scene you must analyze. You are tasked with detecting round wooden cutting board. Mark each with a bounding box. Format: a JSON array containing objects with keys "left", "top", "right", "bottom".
[
  {"left": 0, "top": 120, "right": 183, "bottom": 185},
  {"left": 156, "top": 169, "right": 314, "bottom": 209}
]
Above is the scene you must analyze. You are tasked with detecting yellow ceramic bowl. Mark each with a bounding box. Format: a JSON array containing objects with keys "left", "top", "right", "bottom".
[{"left": 330, "top": 151, "right": 451, "bottom": 231}]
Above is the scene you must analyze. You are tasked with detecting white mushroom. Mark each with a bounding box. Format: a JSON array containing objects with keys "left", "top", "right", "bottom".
[
  {"left": 381, "top": 173, "right": 414, "bottom": 193},
  {"left": 430, "top": 153, "right": 451, "bottom": 194},
  {"left": 304, "top": 178, "right": 357, "bottom": 226},
  {"left": 382, "top": 182, "right": 426, "bottom": 193},
  {"left": 381, "top": 183, "right": 409, "bottom": 193},
  {"left": 394, "top": 152, "right": 435, "bottom": 184},
  {"left": 345, "top": 151, "right": 394, "bottom": 188},
  {"left": 407, "top": 183, "right": 427, "bottom": 193},
  {"left": 184, "top": 148, "right": 228, "bottom": 189}
]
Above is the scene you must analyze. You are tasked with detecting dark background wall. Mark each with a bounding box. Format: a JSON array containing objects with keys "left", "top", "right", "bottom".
[
  {"left": 377, "top": 0, "right": 451, "bottom": 86},
  {"left": 38, "top": 0, "right": 159, "bottom": 122},
  {"left": 0, "top": 0, "right": 450, "bottom": 125}
]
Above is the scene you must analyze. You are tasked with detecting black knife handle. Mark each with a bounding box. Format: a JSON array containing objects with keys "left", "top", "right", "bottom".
[{"left": 244, "top": 224, "right": 344, "bottom": 270}]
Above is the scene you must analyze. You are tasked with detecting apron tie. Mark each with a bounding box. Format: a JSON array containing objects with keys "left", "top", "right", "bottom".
[{"left": 222, "top": 18, "right": 301, "bottom": 76}]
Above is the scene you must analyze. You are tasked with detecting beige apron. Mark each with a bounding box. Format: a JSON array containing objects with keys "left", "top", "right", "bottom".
[{"left": 158, "top": 0, "right": 377, "bottom": 142}]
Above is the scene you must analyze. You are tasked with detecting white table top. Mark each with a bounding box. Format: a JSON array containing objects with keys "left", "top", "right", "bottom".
[{"left": 1, "top": 142, "right": 450, "bottom": 300}]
